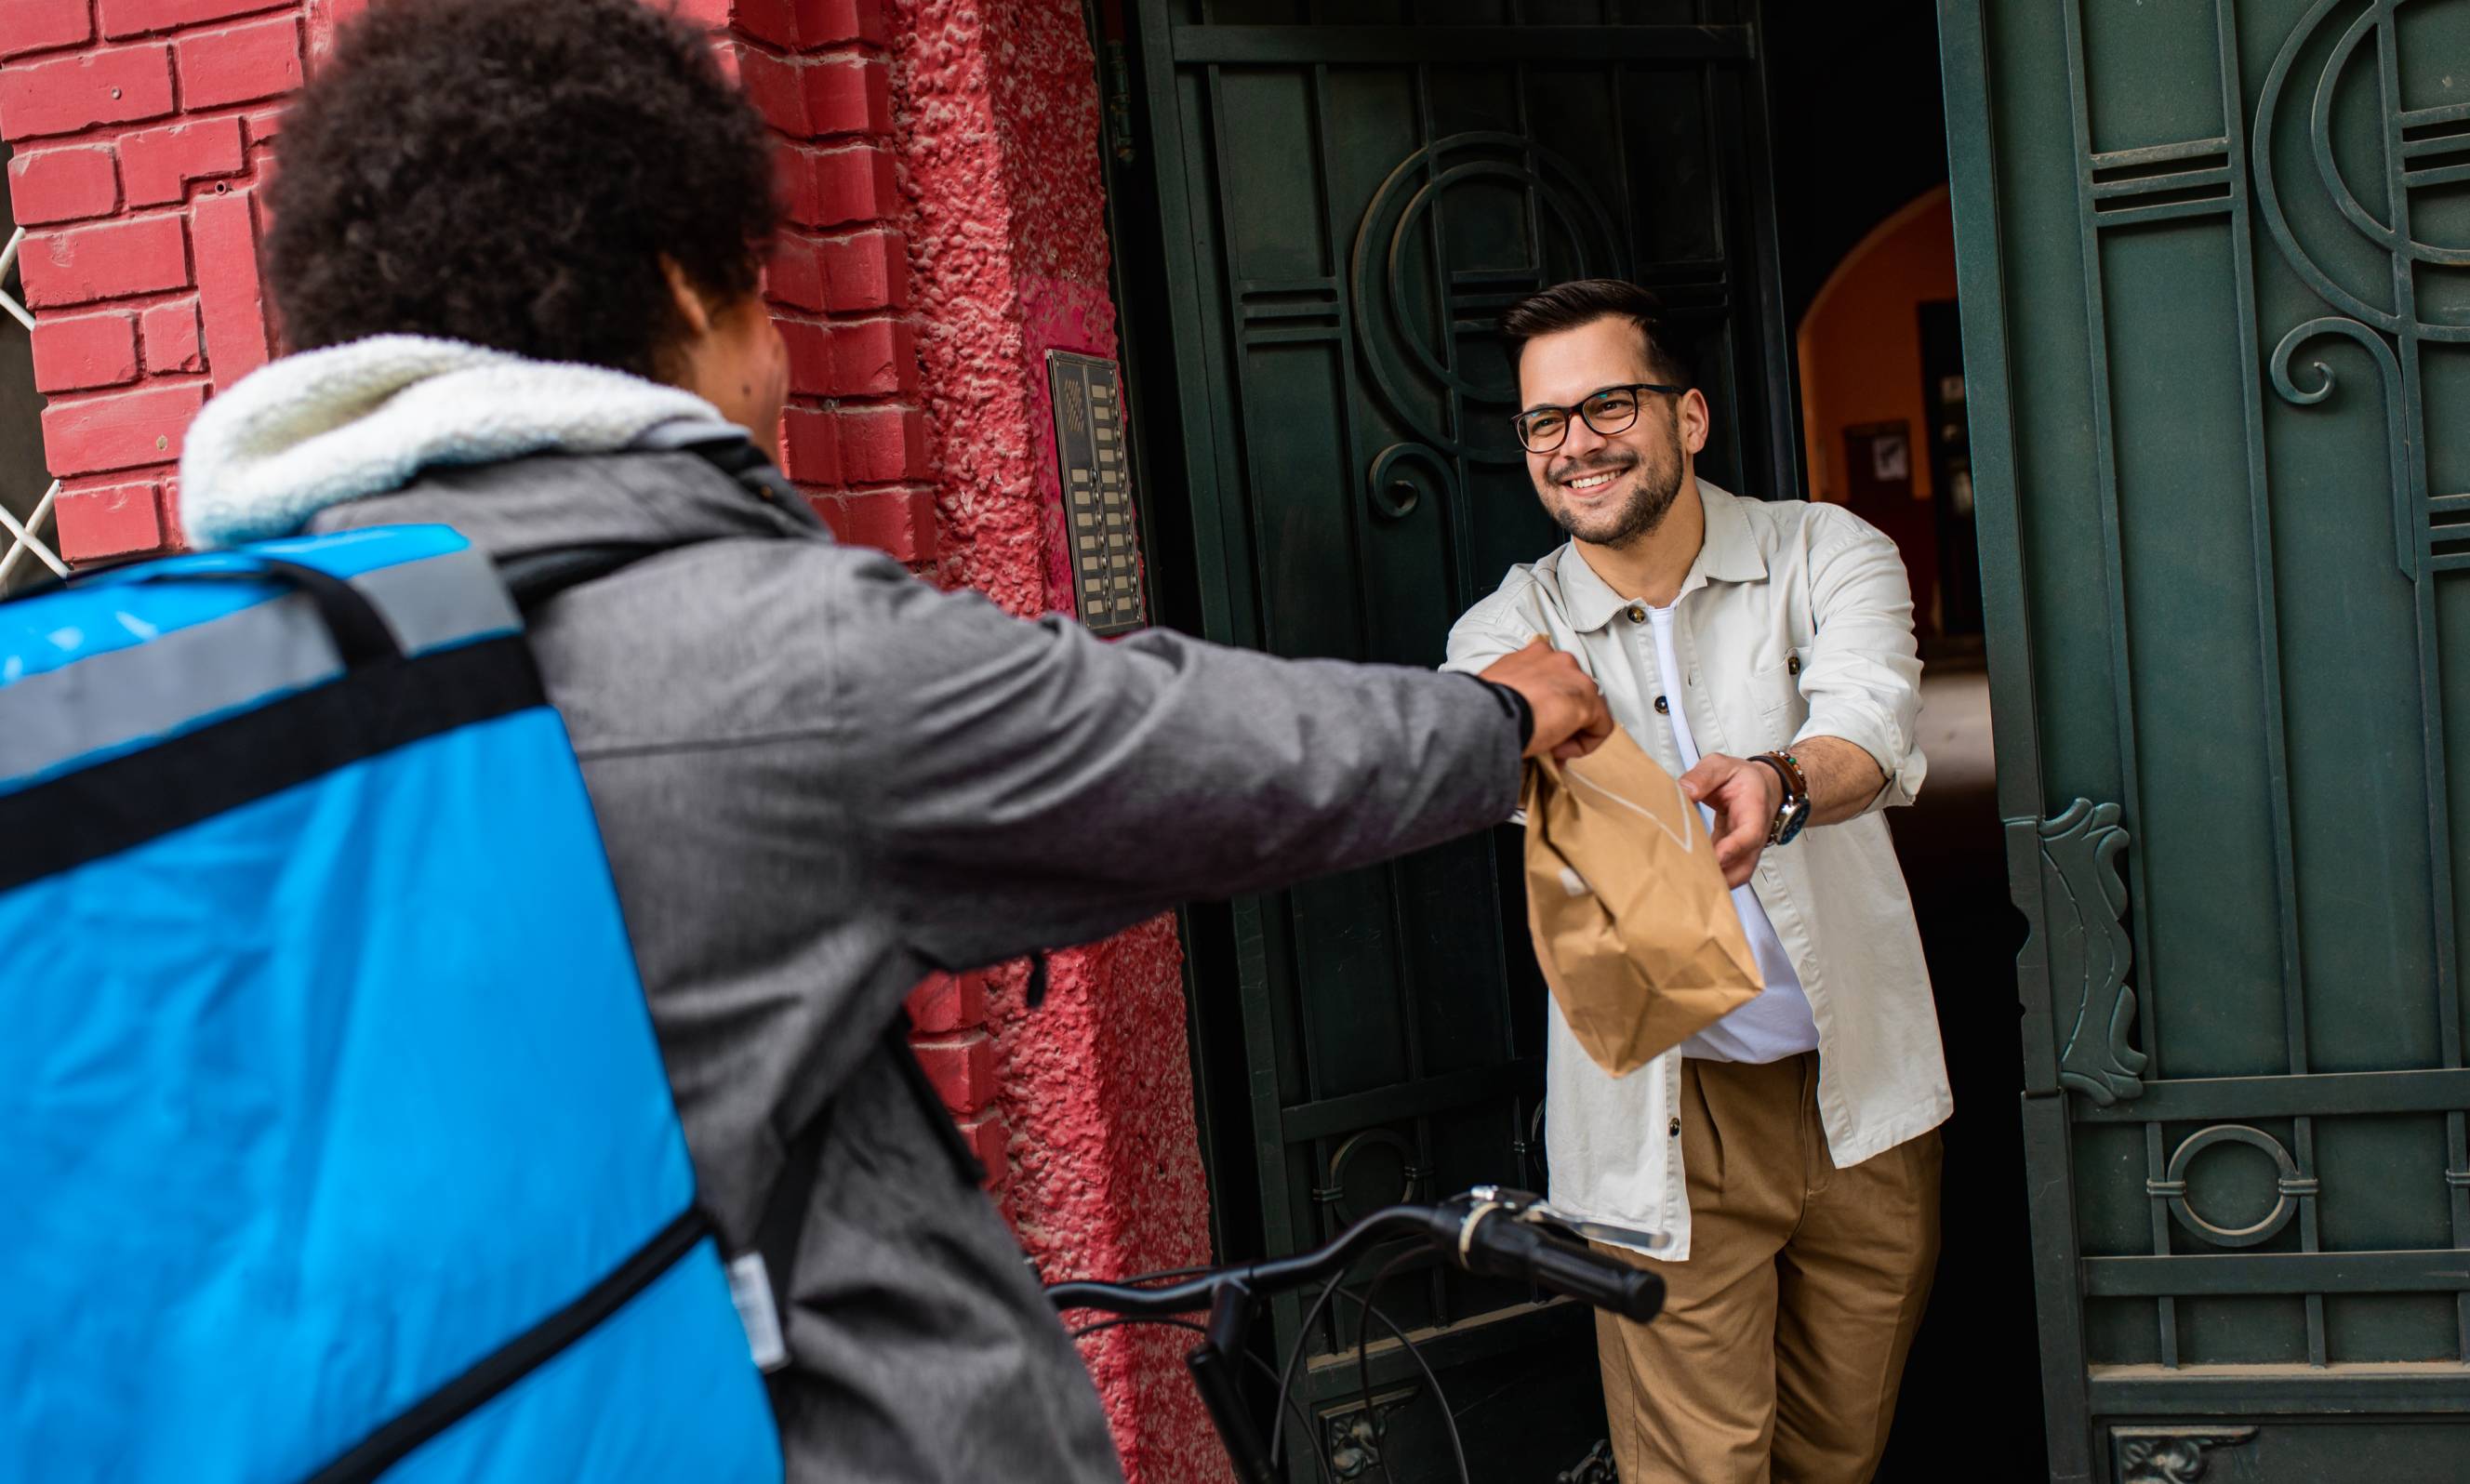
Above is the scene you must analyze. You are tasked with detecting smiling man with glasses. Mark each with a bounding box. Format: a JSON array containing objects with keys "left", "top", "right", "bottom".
[{"left": 1443, "top": 279, "right": 1950, "bottom": 1484}]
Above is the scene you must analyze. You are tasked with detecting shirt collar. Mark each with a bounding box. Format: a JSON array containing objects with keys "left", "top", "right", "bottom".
[
  {"left": 1547, "top": 478, "right": 1766, "bottom": 632},
  {"left": 1550, "top": 540, "right": 1634, "bottom": 634},
  {"left": 1693, "top": 479, "right": 1768, "bottom": 588}
]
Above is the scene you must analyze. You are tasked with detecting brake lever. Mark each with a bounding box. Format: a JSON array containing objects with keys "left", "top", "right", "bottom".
[{"left": 1465, "top": 1185, "right": 1675, "bottom": 1254}]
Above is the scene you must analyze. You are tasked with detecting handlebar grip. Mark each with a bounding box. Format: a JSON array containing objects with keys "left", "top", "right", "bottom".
[
  {"left": 1523, "top": 1231, "right": 1664, "bottom": 1323},
  {"left": 1461, "top": 1214, "right": 1665, "bottom": 1324}
]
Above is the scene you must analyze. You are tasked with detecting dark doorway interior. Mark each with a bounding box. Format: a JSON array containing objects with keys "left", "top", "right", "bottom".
[
  {"left": 1919, "top": 298, "right": 1985, "bottom": 646},
  {"left": 1843, "top": 416, "right": 1939, "bottom": 638},
  {"left": 1767, "top": 7, "right": 2040, "bottom": 1478}
]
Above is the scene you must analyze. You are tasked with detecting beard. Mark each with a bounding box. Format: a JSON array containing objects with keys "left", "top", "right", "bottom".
[{"left": 1541, "top": 418, "right": 1685, "bottom": 548}]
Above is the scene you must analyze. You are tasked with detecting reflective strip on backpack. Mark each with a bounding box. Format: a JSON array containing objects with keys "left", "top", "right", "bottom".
[
  {"left": 0, "top": 547, "right": 518, "bottom": 792},
  {"left": 350, "top": 547, "right": 520, "bottom": 655}
]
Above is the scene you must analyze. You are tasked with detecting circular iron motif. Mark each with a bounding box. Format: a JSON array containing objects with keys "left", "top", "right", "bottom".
[
  {"left": 1349, "top": 131, "right": 1627, "bottom": 464},
  {"left": 2149, "top": 1124, "right": 2316, "bottom": 1248},
  {"left": 1316, "top": 1129, "right": 1426, "bottom": 1224}
]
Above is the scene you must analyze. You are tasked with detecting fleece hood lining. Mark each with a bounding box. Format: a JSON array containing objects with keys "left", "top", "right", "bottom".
[{"left": 177, "top": 335, "right": 742, "bottom": 550}]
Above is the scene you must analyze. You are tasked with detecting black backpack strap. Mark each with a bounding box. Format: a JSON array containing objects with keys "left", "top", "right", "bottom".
[
  {"left": 753, "top": 1012, "right": 990, "bottom": 1278},
  {"left": 306, "top": 1206, "right": 714, "bottom": 1483},
  {"left": 676, "top": 433, "right": 815, "bottom": 510},
  {"left": 497, "top": 543, "right": 676, "bottom": 613},
  {"left": 752, "top": 1011, "right": 989, "bottom": 1398},
  {"left": 495, "top": 437, "right": 823, "bottom": 612}
]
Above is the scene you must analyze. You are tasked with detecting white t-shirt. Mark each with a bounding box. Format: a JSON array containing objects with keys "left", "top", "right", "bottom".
[{"left": 1646, "top": 602, "right": 1821, "bottom": 1064}]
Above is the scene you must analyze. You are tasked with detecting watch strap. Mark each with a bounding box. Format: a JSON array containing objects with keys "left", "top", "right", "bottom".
[
  {"left": 1748, "top": 752, "right": 1810, "bottom": 846},
  {"left": 1755, "top": 749, "right": 1809, "bottom": 802},
  {"left": 1748, "top": 753, "right": 1798, "bottom": 806}
]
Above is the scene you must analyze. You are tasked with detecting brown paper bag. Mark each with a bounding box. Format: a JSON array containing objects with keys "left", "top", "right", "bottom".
[{"left": 1522, "top": 725, "right": 1763, "bottom": 1076}]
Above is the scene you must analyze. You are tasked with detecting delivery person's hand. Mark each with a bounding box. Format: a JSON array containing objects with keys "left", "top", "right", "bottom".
[
  {"left": 1680, "top": 752, "right": 1778, "bottom": 888},
  {"left": 1483, "top": 639, "right": 1613, "bottom": 761}
]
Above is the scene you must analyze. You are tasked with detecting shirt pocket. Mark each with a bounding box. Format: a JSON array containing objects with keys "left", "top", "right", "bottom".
[{"left": 1753, "top": 646, "right": 1812, "bottom": 749}]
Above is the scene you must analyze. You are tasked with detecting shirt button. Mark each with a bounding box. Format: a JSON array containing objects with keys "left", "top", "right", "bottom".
[
  {"left": 1786, "top": 654, "right": 1801, "bottom": 676},
  {"left": 1627, "top": 603, "right": 1647, "bottom": 624},
  {"left": 1654, "top": 696, "right": 1669, "bottom": 714},
  {"left": 1667, "top": 1118, "right": 1681, "bottom": 1137}
]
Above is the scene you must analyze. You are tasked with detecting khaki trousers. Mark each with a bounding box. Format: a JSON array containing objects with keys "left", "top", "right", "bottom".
[{"left": 1592, "top": 1054, "right": 1941, "bottom": 1484}]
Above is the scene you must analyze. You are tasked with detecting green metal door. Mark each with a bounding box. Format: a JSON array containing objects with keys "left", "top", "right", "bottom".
[
  {"left": 1941, "top": 0, "right": 2470, "bottom": 1477},
  {"left": 1128, "top": 1, "right": 1793, "bottom": 1475}
]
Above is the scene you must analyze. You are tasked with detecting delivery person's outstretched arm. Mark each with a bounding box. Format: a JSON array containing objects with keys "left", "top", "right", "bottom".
[
  {"left": 831, "top": 552, "right": 1603, "bottom": 971},
  {"left": 1485, "top": 637, "right": 1615, "bottom": 760}
]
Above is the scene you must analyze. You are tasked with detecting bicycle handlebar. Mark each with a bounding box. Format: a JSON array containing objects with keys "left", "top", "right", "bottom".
[
  {"left": 1452, "top": 1202, "right": 1661, "bottom": 1322},
  {"left": 1046, "top": 1191, "right": 1663, "bottom": 1326},
  {"left": 1047, "top": 1190, "right": 1661, "bottom": 1483}
]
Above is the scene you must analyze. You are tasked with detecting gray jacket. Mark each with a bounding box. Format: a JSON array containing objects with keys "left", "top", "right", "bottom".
[{"left": 310, "top": 444, "right": 1521, "bottom": 1481}]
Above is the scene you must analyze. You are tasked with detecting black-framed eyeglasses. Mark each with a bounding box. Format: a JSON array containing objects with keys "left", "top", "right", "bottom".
[{"left": 1510, "top": 382, "right": 1684, "bottom": 454}]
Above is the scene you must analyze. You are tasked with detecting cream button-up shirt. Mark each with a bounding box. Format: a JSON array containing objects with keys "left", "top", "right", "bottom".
[{"left": 1443, "top": 480, "right": 1951, "bottom": 1260}]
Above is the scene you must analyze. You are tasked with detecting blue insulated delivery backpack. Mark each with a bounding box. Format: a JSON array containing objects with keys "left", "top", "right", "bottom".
[{"left": 0, "top": 526, "right": 783, "bottom": 1482}]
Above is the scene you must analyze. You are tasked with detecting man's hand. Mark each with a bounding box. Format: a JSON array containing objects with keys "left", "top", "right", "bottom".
[
  {"left": 1482, "top": 639, "right": 1613, "bottom": 761},
  {"left": 1680, "top": 752, "right": 1781, "bottom": 888}
]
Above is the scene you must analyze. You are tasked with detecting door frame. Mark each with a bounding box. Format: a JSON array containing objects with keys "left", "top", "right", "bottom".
[
  {"left": 1112, "top": 0, "right": 1801, "bottom": 1470},
  {"left": 1935, "top": 4, "right": 2098, "bottom": 1479}
]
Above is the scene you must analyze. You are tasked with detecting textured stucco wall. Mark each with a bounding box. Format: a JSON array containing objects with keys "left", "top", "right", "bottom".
[{"left": 883, "top": 4, "right": 1219, "bottom": 1478}]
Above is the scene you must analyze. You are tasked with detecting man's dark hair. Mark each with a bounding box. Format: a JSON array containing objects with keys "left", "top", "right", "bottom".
[
  {"left": 1500, "top": 279, "right": 1693, "bottom": 390},
  {"left": 264, "top": 0, "right": 779, "bottom": 380}
]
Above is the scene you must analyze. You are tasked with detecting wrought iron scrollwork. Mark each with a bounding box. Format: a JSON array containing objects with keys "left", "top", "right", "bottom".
[
  {"left": 1321, "top": 1385, "right": 1418, "bottom": 1480},
  {"left": 1555, "top": 1438, "right": 1618, "bottom": 1484},
  {"left": 2113, "top": 1424, "right": 2260, "bottom": 1484},
  {"left": 1365, "top": 443, "right": 1455, "bottom": 523},
  {"left": 2036, "top": 801, "right": 2146, "bottom": 1105},
  {"left": 2253, "top": 0, "right": 2465, "bottom": 576},
  {"left": 2269, "top": 317, "right": 2413, "bottom": 575},
  {"left": 2265, "top": 312, "right": 2407, "bottom": 413}
]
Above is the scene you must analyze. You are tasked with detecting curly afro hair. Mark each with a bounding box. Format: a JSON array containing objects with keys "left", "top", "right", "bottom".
[{"left": 263, "top": 0, "right": 779, "bottom": 380}]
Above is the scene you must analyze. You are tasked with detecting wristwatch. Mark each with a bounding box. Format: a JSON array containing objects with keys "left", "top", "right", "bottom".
[{"left": 1750, "top": 751, "right": 1812, "bottom": 846}]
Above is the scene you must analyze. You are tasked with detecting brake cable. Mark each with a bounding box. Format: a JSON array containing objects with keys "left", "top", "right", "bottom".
[
  {"left": 1265, "top": 1266, "right": 1351, "bottom": 1465},
  {"left": 1335, "top": 1274, "right": 1472, "bottom": 1484},
  {"left": 1350, "top": 1248, "right": 1418, "bottom": 1484}
]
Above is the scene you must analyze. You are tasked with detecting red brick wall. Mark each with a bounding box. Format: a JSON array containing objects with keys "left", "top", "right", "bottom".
[
  {"left": 1, "top": 0, "right": 298, "bottom": 560},
  {"left": 689, "top": 0, "right": 949, "bottom": 565}
]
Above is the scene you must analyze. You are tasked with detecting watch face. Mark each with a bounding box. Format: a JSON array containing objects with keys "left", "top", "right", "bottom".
[{"left": 1775, "top": 798, "right": 1812, "bottom": 847}]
